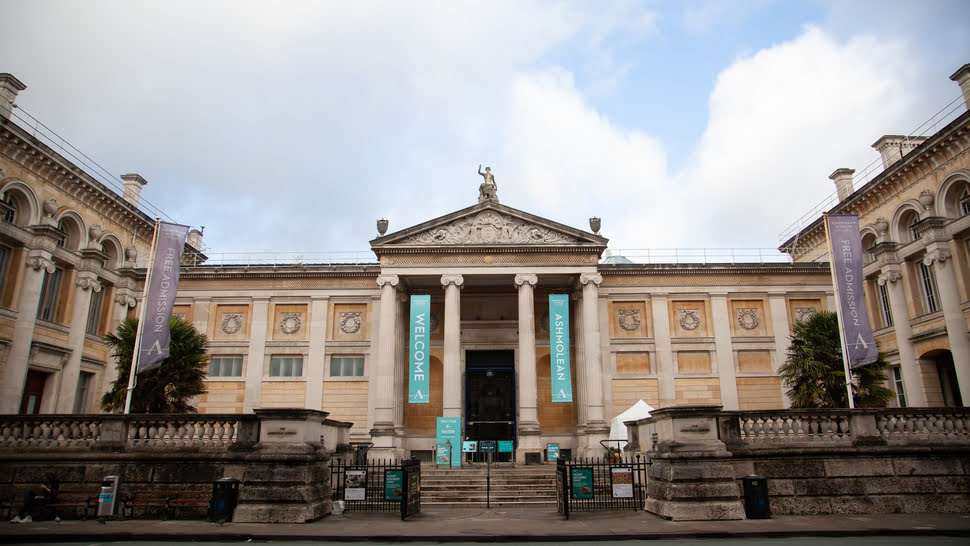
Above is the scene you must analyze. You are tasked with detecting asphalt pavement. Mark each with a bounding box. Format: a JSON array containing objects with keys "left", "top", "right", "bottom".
[{"left": 1, "top": 507, "right": 969, "bottom": 543}]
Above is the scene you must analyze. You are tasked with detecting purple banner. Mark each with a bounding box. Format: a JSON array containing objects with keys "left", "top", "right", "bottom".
[
  {"left": 137, "top": 222, "right": 189, "bottom": 374},
  {"left": 825, "top": 215, "right": 879, "bottom": 369}
]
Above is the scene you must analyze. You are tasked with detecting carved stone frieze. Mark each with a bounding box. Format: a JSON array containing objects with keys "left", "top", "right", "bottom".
[
  {"left": 280, "top": 313, "right": 302, "bottom": 335},
  {"left": 402, "top": 211, "right": 577, "bottom": 245},
  {"left": 794, "top": 308, "right": 816, "bottom": 323},
  {"left": 678, "top": 309, "right": 701, "bottom": 331},
  {"left": 221, "top": 313, "right": 243, "bottom": 335},
  {"left": 737, "top": 308, "right": 759, "bottom": 330},
  {"left": 339, "top": 312, "right": 362, "bottom": 334},
  {"left": 618, "top": 309, "right": 641, "bottom": 332}
]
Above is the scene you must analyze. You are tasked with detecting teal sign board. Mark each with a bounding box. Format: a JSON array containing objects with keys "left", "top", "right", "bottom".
[
  {"left": 384, "top": 469, "right": 403, "bottom": 501},
  {"left": 408, "top": 295, "right": 431, "bottom": 403},
  {"left": 547, "top": 443, "right": 560, "bottom": 461},
  {"left": 549, "top": 294, "right": 573, "bottom": 402},
  {"left": 570, "top": 467, "right": 594, "bottom": 499},
  {"left": 498, "top": 440, "right": 514, "bottom": 453},
  {"left": 462, "top": 441, "right": 478, "bottom": 453},
  {"left": 436, "top": 417, "right": 462, "bottom": 467}
]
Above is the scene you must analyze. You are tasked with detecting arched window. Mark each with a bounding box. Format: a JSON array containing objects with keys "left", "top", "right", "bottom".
[
  {"left": 961, "top": 188, "right": 970, "bottom": 217},
  {"left": 908, "top": 214, "right": 921, "bottom": 242},
  {"left": 1, "top": 194, "right": 15, "bottom": 224}
]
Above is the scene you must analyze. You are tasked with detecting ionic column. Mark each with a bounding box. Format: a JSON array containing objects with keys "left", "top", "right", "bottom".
[
  {"left": 571, "top": 290, "right": 588, "bottom": 429},
  {"left": 371, "top": 275, "right": 399, "bottom": 431},
  {"left": 515, "top": 274, "right": 539, "bottom": 434},
  {"left": 441, "top": 274, "right": 463, "bottom": 418},
  {"left": 924, "top": 247, "right": 970, "bottom": 403},
  {"left": 0, "top": 252, "right": 54, "bottom": 413},
  {"left": 710, "top": 294, "right": 738, "bottom": 411},
  {"left": 579, "top": 273, "right": 607, "bottom": 430},
  {"left": 877, "top": 268, "right": 924, "bottom": 406},
  {"left": 55, "top": 273, "right": 102, "bottom": 413}
]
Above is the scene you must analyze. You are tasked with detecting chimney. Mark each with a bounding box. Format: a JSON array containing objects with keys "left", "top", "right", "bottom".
[
  {"left": 830, "top": 168, "right": 855, "bottom": 202},
  {"left": 120, "top": 173, "right": 147, "bottom": 208},
  {"left": 951, "top": 63, "right": 970, "bottom": 111},
  {"left": 187, "top": 228, "right": 202, "bottom": 249},
  {"left": 872, "top": 135, "right": 927, "bottom": 170},
  {"left": 0, "top": 73, "right": 27, "bottom": 121}
]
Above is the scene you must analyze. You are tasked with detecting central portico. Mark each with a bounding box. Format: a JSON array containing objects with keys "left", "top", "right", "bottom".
[{"left": 367, "top": 191, "right": 611, "bottom": 462}]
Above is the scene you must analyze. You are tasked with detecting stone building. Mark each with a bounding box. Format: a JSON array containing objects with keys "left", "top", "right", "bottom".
[
  {"left": 782, "top": 64, "right": 970, "bottom": 410},
  {"left": 1, "top": 64, "right": 966, "bottom": 462}
]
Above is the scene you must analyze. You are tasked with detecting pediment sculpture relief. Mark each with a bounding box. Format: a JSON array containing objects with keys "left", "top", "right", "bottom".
[{"left": 403, "top": 211, "right": 577, "bottom": 245}]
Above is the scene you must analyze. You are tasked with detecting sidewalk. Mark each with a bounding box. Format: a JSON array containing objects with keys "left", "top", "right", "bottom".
[{"left": 1, "top": 507, "right": 969, "bottom": 542}]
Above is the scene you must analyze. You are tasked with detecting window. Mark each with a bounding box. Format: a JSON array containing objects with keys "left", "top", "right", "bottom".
[
  {"left": 1, "top": 194, "right": 14, "bottom": 223},
  {"left": 892, "top": 367, "right": 907, "bottom": 408},
  {"left": 210, "top": 356, "right": 243, "bottom": 377},
  {"left": 877, "top": 283, "right": 893, "bottom": 327},
  {"left": 73, "top": 371, "right": 93, "bottom": 413},
  {"left": 909, "top": 215, "right": 921, "bottom": 242},
  {"left": 960, "top": 188, "right": 970, "bottom": 217},
  {"left": 37, "top": 266, "right": 63, "bottom": 321},
  {"left": 85, "top": 288, "right": 104, "bottom": 335},
  {"left": 917, "top": 261, "right": 940, "bottom": 314},
  {"left": 55, "top": 221, "right": 68, "bottom": 248},
  {"left": 330, "top": 356, "right": 364, "bottom": 377},
  {"left": 0, "top": 244, "right": 11, "bottom": 298},
  {"left": 269, "top": 356, "right": 303, "bottom": 377}
]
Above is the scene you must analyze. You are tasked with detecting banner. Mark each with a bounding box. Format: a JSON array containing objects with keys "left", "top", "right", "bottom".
[
  {"left": 137, "top": 221, "right": 189, "bottom": 374},
  {"left": 549, "top": 294, "right": 573, "bottom": 402},
  {"left": 824, "top": 215, "right": 879, "bottom": 369},
  {"left": 408, "top": 295, "right": 431, "bottom": 403}
]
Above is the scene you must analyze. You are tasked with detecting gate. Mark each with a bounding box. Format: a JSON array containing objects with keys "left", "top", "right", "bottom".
[
  {"left": 556, "top": 455, "right": 649, "bottom": 519},
  {"left": 331, "top": 456, "right": 421, "bottom": 520}
]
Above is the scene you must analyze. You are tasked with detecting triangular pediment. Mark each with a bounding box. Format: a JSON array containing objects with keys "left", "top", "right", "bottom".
[{"left": 371, "top": 201, "right": 607, "bottom": 253}]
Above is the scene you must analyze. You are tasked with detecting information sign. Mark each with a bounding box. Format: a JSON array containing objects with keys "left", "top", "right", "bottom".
[
  {"left": 610, "top": 467, "right": 634, "bottom": 498},
  {"left": 435, "top": 444, "right": 451, "bottom": 466},
  {"left": 570, "top": 467, "right": 594, "bottom": 499},
  {"left": 547, "top": 443, "right": 560, "bottom": 461},
  {"left": 498, "top": 440, "right": 514, "bottom": 453},
  {"left": 479, "top": 440, "right": 497, "bottom": 453},
  {"left": 385, "top": 469, "right": 404, "bottom": 501},
  {"left": 345, "top": 469, "right": 367, "bottom": 501},
  {"left": 435, "top": 417, "right": 462, "bottom": 467},
  {"left": 462, "top": 441, "right": 478, "bottom": 453},
  {"left": 404, "top": 469, "right": 420, "bottom": 517}
]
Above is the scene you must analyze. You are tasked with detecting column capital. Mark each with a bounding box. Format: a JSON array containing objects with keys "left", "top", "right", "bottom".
[
  {"left": 514, "top": 273, "right": 538, "bottom": 287},
  {"left": 923, "top": 247, "right": 951, "bottom": 267},
  {"left": 579, "top": 273, "right": 602, "bottom": 287},
  {"left": 377, "top": 274, "right": 400, "bottom": 288},
  {"left": 26, "top": 255, "right": 55, "bottom": 273},
  {"left": 75, "top": 275, "right": 102, "bottom": 293},
  {"left": 441, "top": 274, "right": 464, "bottom": 288},
  {"left": 115, "top": 293, "right": 136, "bottom": 308},
  {"left": 877, "top": 268, "right": 902, "bottom": 286}
]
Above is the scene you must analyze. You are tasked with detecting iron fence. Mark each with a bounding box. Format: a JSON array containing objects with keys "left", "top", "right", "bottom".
[
  {"left": 556, "top": 455, "right": 649, "bottom": 519},
  {"left": 331, "top": 457, "right": 421, "bottom": 520}
]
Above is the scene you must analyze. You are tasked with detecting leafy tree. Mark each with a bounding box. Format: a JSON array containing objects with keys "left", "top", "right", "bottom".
[
  {"left": 779, "top": 310, "right": 893, "bottom": 408},
  {"left": 101, "top": 317, "right": 209, "bottom": 413}
]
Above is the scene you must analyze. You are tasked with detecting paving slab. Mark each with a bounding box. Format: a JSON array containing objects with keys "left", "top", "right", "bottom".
[{"left": 1, "top": 508, "right": 969, "bottom": 543}]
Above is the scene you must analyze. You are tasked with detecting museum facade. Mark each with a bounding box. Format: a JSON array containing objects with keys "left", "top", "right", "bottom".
[{"left": 1, "top": 65, "right": 968, "bottom": 462}]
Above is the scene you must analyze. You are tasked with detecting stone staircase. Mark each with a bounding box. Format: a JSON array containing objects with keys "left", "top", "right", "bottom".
[{"left": 421, "top": 463, "right": 558, "bottom": 507}]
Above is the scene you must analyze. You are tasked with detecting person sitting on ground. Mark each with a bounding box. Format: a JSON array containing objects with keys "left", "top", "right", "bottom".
[{"left": 11, "top": 472, "right": 58, "bottom": 523}]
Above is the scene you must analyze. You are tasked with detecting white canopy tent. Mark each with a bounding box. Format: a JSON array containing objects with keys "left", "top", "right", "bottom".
[{"left": 608, "top": 400, "right": 654, "bottom": 451}]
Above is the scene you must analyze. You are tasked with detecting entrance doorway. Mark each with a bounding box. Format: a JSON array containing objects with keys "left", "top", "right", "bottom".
[
  {"left": 465, "top": 350, "right": 515, "bottom": 461},
  {"left": 19, "top": 370, "right": 47, "bottom": 414}
]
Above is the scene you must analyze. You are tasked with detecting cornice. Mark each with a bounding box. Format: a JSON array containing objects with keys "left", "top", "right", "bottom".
[
  {"left": 598, "top": 262, "right": 831, "bottom": 276},
  {"left": 180, "top": 264, "right": 382, "bottom": 281}
]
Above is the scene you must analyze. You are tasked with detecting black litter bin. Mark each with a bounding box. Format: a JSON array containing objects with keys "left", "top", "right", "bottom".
[
  {"left": 210, "top": 478, "right": 240, "bottom": 522},
  {"left": 742, "top": 475, "right": 770, "bottom": 519}
]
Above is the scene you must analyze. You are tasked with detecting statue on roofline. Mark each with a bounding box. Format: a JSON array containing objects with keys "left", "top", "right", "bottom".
[{"left": 478, "top": 165, "right": 498, "bottom": 203}]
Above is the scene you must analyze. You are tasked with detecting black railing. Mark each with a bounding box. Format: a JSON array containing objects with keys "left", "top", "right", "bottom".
[
  {"left": 556, "top": 455, "right": 649, "bottom": 519},
  {"left": 331, "top": 457, "right": 421, "bottom": 520}
]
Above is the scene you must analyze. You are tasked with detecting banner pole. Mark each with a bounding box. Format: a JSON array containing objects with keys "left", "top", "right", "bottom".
[
  {"left": 824, "top": 215, "right": 855, "bottom": 409},
  {"left": 123, "top": 218, "right": 161, "bottom": 414}
]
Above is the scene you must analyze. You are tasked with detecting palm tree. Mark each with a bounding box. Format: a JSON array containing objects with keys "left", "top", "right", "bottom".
[
  {"left": 101, "top": 316, "right": 209, "bottom": 413},
  {"left": 779, "top": 310, "right": 893, "bottom": 408}
]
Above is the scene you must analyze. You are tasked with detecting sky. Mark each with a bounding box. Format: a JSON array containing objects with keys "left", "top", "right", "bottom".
[{"left": 1, "top": 0, "right": 968, "bottom": 262}]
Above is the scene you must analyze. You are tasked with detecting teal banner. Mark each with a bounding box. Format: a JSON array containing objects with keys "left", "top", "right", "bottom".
[
  {"left": 408, "top": 295, "right": 431, "bottom": 404},
  {"left": 549, "top": 294, "right": 573, "bottom": 402},
  {"left": 384, "top": 469, "right": 403, "bottom": 501},
  {"left": 436, "top": 417, "right": 462, "bottom": 467}
]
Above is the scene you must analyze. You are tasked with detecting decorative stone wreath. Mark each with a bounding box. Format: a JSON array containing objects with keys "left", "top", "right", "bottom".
[
  {"left": 340, "top": 312, "right": 362, "bottom": 334},
  {"left": 678, "top": 309, "right": 701, "bottom": 331},
  {"left": 280, "top": 313, "right": 302, "bottom": 335},
  {"left": 737, "top": 308, "right": 759, "bottom": 330},
  {"left": 221, "top": 313, "right": 243, "bottom": 335},
  {"left": 618, "top": 309, "right": 641, "bottom": 332}
]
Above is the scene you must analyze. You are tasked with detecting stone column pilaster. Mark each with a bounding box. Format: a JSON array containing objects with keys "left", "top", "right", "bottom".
[
  {"left": 304, "top": 296, "right": 330, "bottom": 411},
  {"left": 924, "top": 247, "right": 970, "bottom": 403},
  {"left": 767, "top": 293, "right": 792, "bottom": 408},
  {"left": 571, "top": 290, "right": 588, "bottom": 431},
  {"left": 651, "top": 294, "right": 676, "bottom": 407},
  {"left": 441, "top": 274, "right": 463, "bottom": 418},
  {"left": 0, "top": 251, "right": 54, "bottom": 413},
  {"left": 372, "top": 275, "right": 399, "bottom": 432},
  {"left": 243, "top": 298, "right": 270, "bottom": 412},
  {"left": 579, "top": 273, "right": 608, "bottom": 440},
  {"left": 877, "top": 267, "right": 924, "bottom": 406},
  {"left": 515, "top": 274, "right": 539, "bottom": 460},
  {"left": 710, "top": 294, "right": 738, "bottom": 411},
  {"left": 55, "top": 273, "right": 101, "bottom": 413}
]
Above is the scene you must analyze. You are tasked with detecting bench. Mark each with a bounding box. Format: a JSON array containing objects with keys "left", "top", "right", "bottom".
[
  {"left": 1, "top": 489, "right": 99, "bottom": 521},
  {"left": 120, "top": 489, "right": 212, "bottom": 521}
]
